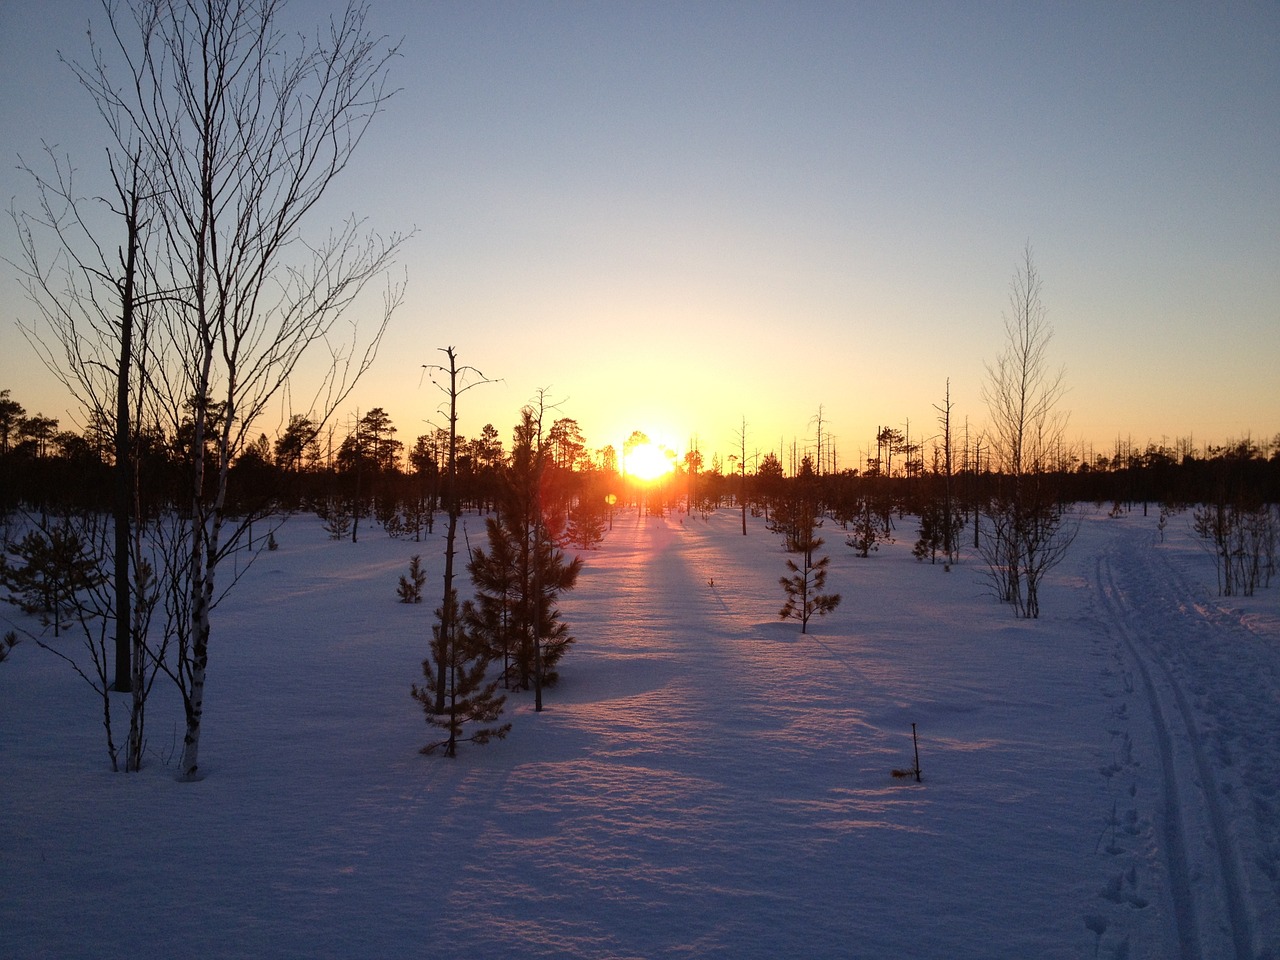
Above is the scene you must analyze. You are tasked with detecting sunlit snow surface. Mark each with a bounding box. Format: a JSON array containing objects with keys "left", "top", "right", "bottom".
[{"left": 2, "top": 507, "right": 1277, "bottom": 959}]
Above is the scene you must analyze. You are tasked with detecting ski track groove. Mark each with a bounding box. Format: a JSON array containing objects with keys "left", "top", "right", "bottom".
[{"left": 1096, "top": 529, "right": 1254, "bottom": 960}]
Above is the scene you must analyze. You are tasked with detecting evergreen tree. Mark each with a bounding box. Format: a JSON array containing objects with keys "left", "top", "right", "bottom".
[
  {"left": 777, "top": 496, "right": 841, "bottom": 634},
  {"left": 411, "top": 592, "right": 510, "bottom": 756},
  {"left": 466, "top": 521, "right": 519, "bottom": 685},
  {"left": 467, "top": 406, "right": 583, "bottom": 707},
  {"left": 274, "top": 414, "right": 321, "bottom": 474},
  {"left": 469, "top": 422, "right": 504, "bottom": 513},
  {"left": 359, "top": 407, "right": 402, "bottom": 473},
  {"left": 315, "top": 496, "right": 354, "bottom": 541},
  {"left": 913, "top": 498, "right": 964, "bottom": 565},
  {"left": 397, "top": 555, "right": 426, "bottom": 603},
  {"left": 755, "top": 451, "right": 785, "bottom": 521},
  {"left": 527, "top": 531, "right": 583, "bottom": 694},
  {"left": 841, "top": 494, "right": 890, "bottom": 558},
  {"left": 566, "top": 494, "right": 607, "bottom": 549},
  {"left": 0, "top": 520, "right": 106, "bottom": 637},
  {"left": 0, "top": 389, "right": 25, "bottom": 455}
]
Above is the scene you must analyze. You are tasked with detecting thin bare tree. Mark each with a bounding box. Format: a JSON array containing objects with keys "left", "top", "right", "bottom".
[
  {"left": 979, "top": 245, "right": 1073, "bottom": 618},
  {"left": 982, "top": 245, "right": 1067, "bottom": 480},
  {"left": 734, "top": 417, "right": 751, "bottom": 535},
  {"left": 11, "top": 133, "right": 168, "bottom": 770},
  {"left": 53, "top": 0, "right": 408, "bottom": 779},
  {"left": 420, "top": 347, "right": 495, "bottom": 715}
]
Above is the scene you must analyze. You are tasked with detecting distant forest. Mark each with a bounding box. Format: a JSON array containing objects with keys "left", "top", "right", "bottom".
[{"left": 3, "top": 387, "right": 1276, "bottom": 527}]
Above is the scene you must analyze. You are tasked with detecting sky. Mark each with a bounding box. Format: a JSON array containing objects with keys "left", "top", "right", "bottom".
[{"left": 1, "top": 1, "right": 1278, "bottom": 470}]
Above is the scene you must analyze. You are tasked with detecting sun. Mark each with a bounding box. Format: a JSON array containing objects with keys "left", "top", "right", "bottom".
[{"left": 626, "top": 442, "right": 674, "bottom": 483}]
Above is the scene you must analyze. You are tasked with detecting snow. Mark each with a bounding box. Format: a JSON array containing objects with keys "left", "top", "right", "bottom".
[{"left": 2, "top": 505, "right": 1277, "bottom": 959}]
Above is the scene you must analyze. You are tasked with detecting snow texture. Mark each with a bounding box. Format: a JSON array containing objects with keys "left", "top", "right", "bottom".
[{"left": 2, "top": 507, "right": 1277, "bottom": 959}]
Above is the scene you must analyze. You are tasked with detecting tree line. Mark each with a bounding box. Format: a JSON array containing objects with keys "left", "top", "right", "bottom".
[{"left": 5, "top": 383, "right": 1275, "bottom": 537}]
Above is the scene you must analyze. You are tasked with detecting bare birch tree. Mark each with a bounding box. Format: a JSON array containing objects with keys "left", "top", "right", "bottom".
[
  {"left": 54, "top": 0, "right": 407, "bottom": 779},
  {"left": 980, "top": 245, "right": 1074, "bottom": 618},
  {"left": 11, "top": 126, "right": 169, "bottom": 771}
]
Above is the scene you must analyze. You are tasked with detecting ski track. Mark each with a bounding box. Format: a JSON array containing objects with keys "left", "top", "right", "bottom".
[{"left": 1093, "top": 518, "right": 1264, "bottom": 960}]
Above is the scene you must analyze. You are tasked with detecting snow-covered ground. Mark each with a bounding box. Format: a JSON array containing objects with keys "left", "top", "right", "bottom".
[{"left": 2, "top": 505, "right": 1277, "bottom": 959}]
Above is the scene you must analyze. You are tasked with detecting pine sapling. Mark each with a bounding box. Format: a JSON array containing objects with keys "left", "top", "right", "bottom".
[
  {"left": 398, "top": 554, "right": 427, "bottom": 604},
  {"left": 316, "top": 497, "right": 353, "bottom": 541},
  {"left": 777, "top": 497, "right": 841, "bottom": 634},
  {"left": 0, "top": 521, "right": 106, "bottom": 636},
  {"left": 411, "top": 593, "right": 510, "bottom": 756}
]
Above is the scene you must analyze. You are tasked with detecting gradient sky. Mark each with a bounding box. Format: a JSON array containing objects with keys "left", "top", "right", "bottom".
[{"left": 2, "top": 1, "right": 1277, "bottom": 469}]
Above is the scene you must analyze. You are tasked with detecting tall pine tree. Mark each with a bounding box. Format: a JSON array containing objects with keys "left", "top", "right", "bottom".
[{"left": 467, "top": 406, "right": 582, "bottom": 709}]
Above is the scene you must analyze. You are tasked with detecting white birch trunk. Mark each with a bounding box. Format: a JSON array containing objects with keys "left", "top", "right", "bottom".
[
  {"left": 179, "top": 392, "right": 233, "bottom": 780},
  {"left": 178, "top": 582, "right": 212, "bottom": 780}
]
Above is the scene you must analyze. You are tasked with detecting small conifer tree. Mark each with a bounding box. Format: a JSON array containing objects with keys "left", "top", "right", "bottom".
[
  {"left": 0, "top": 521, "right": 106, "bottom": 636},
  {"left": 411, "top": 592, "right": 510, "bottom": 756},
  {"left": 914, "top": 499, "right": 966, "bottom": 566},
  {"left": 468, "top": 476, "right": 583, "bottom": 692},
  {"left": 566, "top": 496, "right": 607, "bottom": 549},
  {"left": 315, "top": 496, "right": 353, "bottom": 541},
  {"left": 466, "top": 528, "right": 519, "bottom": 685},
  {"left": 843, "top": 494, "right": 890, "bottom": 557},
  {"left": 914, "top": 502, "right": 943, "bottom": 564},
  {"left": 397, "top": 554, "right": 427, "bottom": 603},
  {"left": 777, "top": 497, "right": 841, "bottom": 633},
  {"left": 0, "top": 630, "right": 19, "bottom": 663}
]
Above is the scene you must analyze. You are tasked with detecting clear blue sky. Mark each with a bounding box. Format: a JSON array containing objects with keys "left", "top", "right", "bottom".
[{"left": 2, "top": 1, "right": 1277, "bottom": 468}]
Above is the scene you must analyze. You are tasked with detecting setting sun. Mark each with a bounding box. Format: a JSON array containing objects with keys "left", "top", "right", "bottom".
[{"left": 625, "top": 442, "right": 675, "bottom": 483}]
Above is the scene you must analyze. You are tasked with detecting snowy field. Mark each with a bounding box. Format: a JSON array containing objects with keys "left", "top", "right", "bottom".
[{"left": 2, "top": 505, "right": 1277, "bottom": 960}]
